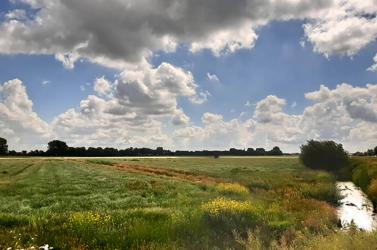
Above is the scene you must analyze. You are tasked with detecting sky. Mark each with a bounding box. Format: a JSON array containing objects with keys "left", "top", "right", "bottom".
[{"left": 0, "top": 0, "right": 377, "bottom": 152}]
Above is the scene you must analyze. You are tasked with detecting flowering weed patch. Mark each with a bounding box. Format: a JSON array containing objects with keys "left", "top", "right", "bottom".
[{"left": 201, "top": 197, "right": 262, "bottom": 231}]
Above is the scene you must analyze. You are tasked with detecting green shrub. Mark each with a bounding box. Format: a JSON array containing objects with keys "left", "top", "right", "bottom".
[
  {"left": 367, "top": 179, "right": 377, "bottom": 205},
  {"left": 352, "top": 165, "right": 370, "bottom": 190},
  {"left": 300, "top": 140, "right": 348, "bottom": 171}
]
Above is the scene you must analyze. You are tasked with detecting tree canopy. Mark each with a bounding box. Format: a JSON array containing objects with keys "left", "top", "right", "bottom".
[
  {"left": 47, "top": 140, "right": 69, "bottom": 156},
  {"left": 300, "top": 140, "right": 349, "bottom": 171},
  {"left": 0, "top": 137, "right": 8, "bottom": 155}
]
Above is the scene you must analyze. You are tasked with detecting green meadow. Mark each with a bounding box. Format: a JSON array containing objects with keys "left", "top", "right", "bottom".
[{"left": 0, "top": 157, "right": 376, "bottom": 249}]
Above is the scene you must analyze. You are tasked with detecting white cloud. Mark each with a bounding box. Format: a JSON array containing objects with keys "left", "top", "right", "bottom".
[
  {"left": 0, "top": 0, "right": 376, "bottom": 72},
  {"left": 173, "top": 112, "right": 252, "bottom": 150},
  {"left": 54, "top": 53, "right": 80, "bottom": 70},
  {"left": 1, "top": 79, "right": 377, "bottom": 152},
  {"left": 0, "top": 79, "right": 50, "bottom": 150},
  {"left": 5, "top": 9, "right": 27, "bottom": 20},
  {"left": 207, "top": 72, "right": 220, "bottom": 82},
  {"left": 368, "top": 54, "right": 377, "bottom": 72},
  {"left": 303, "top": 0, "right": 377, "bottom": 57},
  {"left": 189, "top": 90, "right": 210, "bottom": 105},
  {"left": 0, "top": 0, "right": 334, "bottom": 70},
  {"left": 173, "top": 83, "right": 377, "bottom": 152},
  {"left": 190, "top": 21, "right": 258, "bottom": 56},
  {"left": 253, "top": 95, "right": 287, "bottom": 123},
  {"left": 42, "top": 80, "right": 51, "bottom": 86},
  {"left": 94, "top": 76, "right": 112, "bottom": 96},
  {"left": 171, "top": 109, "right": 190, "bottom": 126},
  {"left": 115, "top": 61, "right": 206, "bottom": 114}
]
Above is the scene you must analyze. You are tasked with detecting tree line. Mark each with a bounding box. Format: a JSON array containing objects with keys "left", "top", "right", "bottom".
[
  {"left": 353, "top": 146, "right": 377, "bottom": 157},
  {"left": 0, "top": 138, "right": 284, "bottom": 157}
]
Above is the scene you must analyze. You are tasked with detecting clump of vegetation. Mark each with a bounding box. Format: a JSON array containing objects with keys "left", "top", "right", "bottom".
[
  {"left": 300, "top": 140, "right": 349, "bottom": 171},
  {"left": 68, "top": 212, "right": 112, "bottom": 230},
  {"left": 0, "top": 137, "right": 8, "bottom": 155},
  {"left": 216, "top": 183, "right": 250, "bottom": 196},
  {"left": 202, "top": 197, "right": 256, "bottom": 217},
  {"left": 202, "top": 197, "right": 262, "bottom": 232},
  {"left": 349, "top": 157, "right": 377, "bottom": 207},
  {"left": 237, "top": 229, "right": 377, "bottom": 250},
  {"left": 0, "top": 214, "right": 29, "bottom": 228}
]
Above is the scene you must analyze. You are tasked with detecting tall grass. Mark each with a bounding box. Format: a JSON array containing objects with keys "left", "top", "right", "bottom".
[
  {"left": 0, "top": 157, "right": 343, "bottom": 249},
  {"left": 348, "top": 157, "right": 377, "bottom": 207}
]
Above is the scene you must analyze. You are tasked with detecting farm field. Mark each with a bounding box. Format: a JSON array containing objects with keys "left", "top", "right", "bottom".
[{"left": 1, "top": 157, "right": 377, "bottom": 249}]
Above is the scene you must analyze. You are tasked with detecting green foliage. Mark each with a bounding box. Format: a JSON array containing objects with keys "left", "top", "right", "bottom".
[
  {"left": 0, "top": 137, "right": 8, "bottom": 155},
  {"left": 0, "top": 214, "right": 29, "bottom": 228},
  {"left": 47, "top": 140, "right": 68, "bottom": 155},
  {"left": 349, "top": 157, "right": 377, "bottom": 207},
  {"left": 352, "top": 164, "right": 370, "bottom": 190},
  {"left": 300, "top": 140, "right": 349, "bottom": 171}
]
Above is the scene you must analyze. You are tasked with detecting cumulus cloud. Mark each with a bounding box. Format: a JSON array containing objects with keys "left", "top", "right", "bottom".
[
  {"left": 1, "top": 79, "right": 377, "bottom": 152},
  {"left": 190, "top": 21, "right": 258, "bottom": 56},
  {"left": 0, "top": 0, "right": 335, "bottom": 69},
  {"left": 171, "top": 109, "right": 190, "bottom": 126},
  {"left": 173, "top": 112, "right": 252, "bottom": 150},
  {"left": 115, "top": 61, "right": 206, "bottom": 114},
  {"left": 173, "top": 83, "right": 377, "bottom": 152},
  {"left": 0, "top": 79, "right": 50, "bottom": 150},
  {"left": 51, "top": 61, "right": 204, "bottom": 145},
  {"left": 303, "top": 0, "right": 377, "bottom": 57},
  {"left": 94, "top": 76, "right": 112, "bottom": 96},
  {"left": 1, "top": 0, "right": 376, "bottom": 73}
]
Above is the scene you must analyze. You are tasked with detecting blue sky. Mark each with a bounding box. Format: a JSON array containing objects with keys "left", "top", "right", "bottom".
[{"left": 0, "top": 0, "right": 377, "bottom": 152}]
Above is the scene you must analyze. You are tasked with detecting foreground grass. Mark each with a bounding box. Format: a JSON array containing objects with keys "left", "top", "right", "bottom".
[{"left": 0, "top": 157, "right": 353, "bottom": 249}]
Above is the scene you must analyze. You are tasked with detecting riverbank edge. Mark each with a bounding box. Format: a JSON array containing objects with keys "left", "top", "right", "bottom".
[{"left": 339, "top": 157, "right": 377, "bottom": 212}]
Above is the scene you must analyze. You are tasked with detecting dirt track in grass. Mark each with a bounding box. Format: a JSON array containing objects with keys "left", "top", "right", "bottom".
[{"left": 115, "top": 163, "right": 224, "bottom": 185}]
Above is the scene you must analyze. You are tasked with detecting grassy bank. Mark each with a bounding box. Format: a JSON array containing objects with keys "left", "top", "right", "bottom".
[
  {"left": 345, "top": 157, "right": 377, "bottom": 209},
  {"left": 0, "top": 157, "right": 354, "bottom": 249}
]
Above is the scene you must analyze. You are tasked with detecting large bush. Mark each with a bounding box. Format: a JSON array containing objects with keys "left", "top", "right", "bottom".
[
  {"left": 300, "top": 140, "right": 348, "bottom": 171},
  {"left": 0, "top": 137, "right": 8, "bottom": 155}
]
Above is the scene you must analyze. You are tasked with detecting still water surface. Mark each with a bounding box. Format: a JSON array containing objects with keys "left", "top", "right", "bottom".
[{"left": 337, "top": 182, "right": 377, "bottom": 231}]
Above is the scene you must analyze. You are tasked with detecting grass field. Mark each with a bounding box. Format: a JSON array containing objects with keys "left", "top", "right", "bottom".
[{"left": 0, "top": 157, "right": 376, "bottom": 249}]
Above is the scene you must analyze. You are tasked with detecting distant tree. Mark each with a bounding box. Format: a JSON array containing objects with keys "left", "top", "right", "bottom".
[
  {"left": 375, "top": 146, "right": 377, "bottom": 156},
  {"left": 247, "top": 148, "right": 255, "bottom": 155},
  {"left": 353, "top": 151, "right": 365, "bottom": 156},
  {"left": 213, "top": 152, "right": 220, "bottom": 159},
  {"left": 367, "top": 149, "right": 375, "bottom": 156},
  {"left": 269, "top": 146, "right": 283, "bottom": 156},
  {"left": 156, "top": 147, "right": 164, "bottom": 155},
  {"left": 47, "top": 140, "right": 68, "bottom": 156},
  {"left": 255, "top": 148, "right": 266, "bottom": 155},
  {"left": 0, "top": 137, "right": 8, "bottom": 155},
  {"left": 300, "top": 140, "right": 348, "bottom": 171}
]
